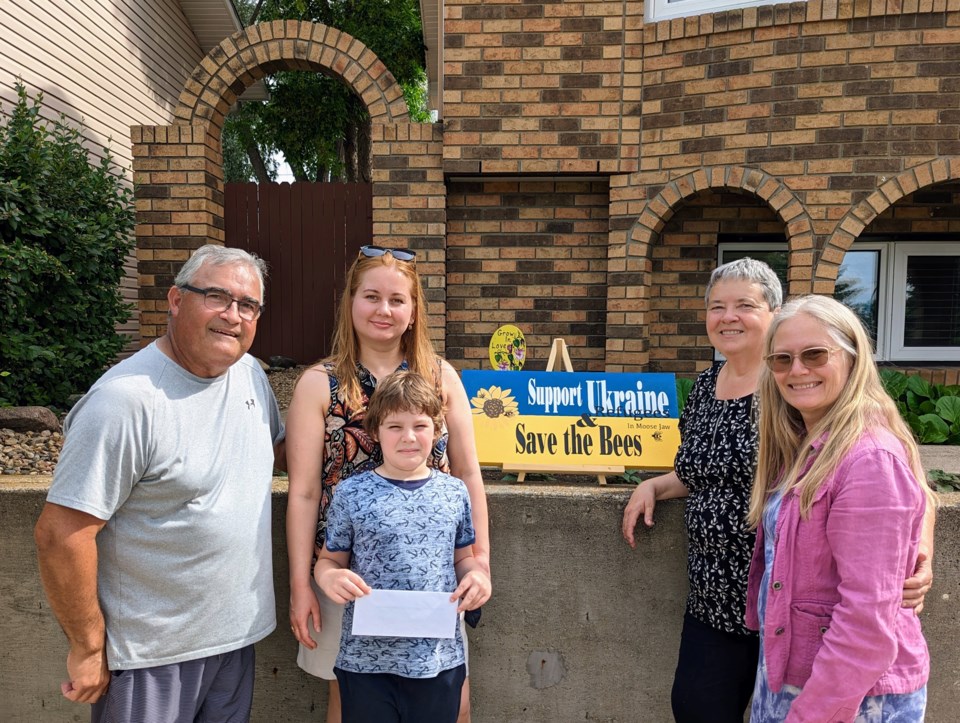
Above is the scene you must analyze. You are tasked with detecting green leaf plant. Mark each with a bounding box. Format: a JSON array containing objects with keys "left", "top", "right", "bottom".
[
  {"left": 0, "top": 81, "right": 135, "bottom": 408},
  {"left": 880, "top": 369, "right": 960, "bottom": 445}
]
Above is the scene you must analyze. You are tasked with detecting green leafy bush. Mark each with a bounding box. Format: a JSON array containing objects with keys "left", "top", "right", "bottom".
[
  {"left": 0, "top": 82, "right": 134, "bottom": 407},
  {"left": 880, "top": 369, "right": 960, "bottom": 444}
]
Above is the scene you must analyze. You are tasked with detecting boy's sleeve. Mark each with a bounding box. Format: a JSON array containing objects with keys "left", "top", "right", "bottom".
[
  {"left": 324, "top": 481, "right": 354, "bottom": 552},
  {"left": 454, "top": 481, "right": 475, "bottom": 548}
]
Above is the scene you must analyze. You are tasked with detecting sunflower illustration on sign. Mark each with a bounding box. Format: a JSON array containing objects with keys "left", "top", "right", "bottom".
[
  {"left": 488, "top": 324, "right": 526, "bottom": 371},
  {"left": 470, "top": 386, "right": 519, "bottom": 419}
]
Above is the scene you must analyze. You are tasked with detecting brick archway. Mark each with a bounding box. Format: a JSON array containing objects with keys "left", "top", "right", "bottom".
[
  {"left": 628, "top": 166, "right": 815, "bottom": 293},
  {"left": 130, "top": 21, "right": 446, "bottom": 349},
  {"left": 173, "top": 20, "right": 408, "bottom": 134},
  {"left": 817, "top": 158, "right": 960, "bottom": 291},
  {"left": 604, "top": 166, "right": 815, "bottom": 371}
]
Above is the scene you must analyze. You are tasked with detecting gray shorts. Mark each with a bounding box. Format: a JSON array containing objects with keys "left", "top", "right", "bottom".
[
  {"left": 297, "top": 578, "right": 470, "bottom": 680},
  {"left": 92, "top": 644, "right": 255, "bottom": 723}
]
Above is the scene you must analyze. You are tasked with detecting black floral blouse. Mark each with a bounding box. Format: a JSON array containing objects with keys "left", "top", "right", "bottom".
[
  {"left": 674, "top": 362, "right": 759, "bottom": 637},
  {"left": 314, "top": 360, "right": 449, "bottom": 550}
]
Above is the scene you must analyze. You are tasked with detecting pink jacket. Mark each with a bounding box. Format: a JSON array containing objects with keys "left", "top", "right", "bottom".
[{"left": 745, "top": 428, "right": 929, "bottom": 723}]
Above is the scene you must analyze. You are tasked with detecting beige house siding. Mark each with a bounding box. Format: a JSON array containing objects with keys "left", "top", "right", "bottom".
[{"left": 0, "top": 0, "right": 208, "bottom": 347}]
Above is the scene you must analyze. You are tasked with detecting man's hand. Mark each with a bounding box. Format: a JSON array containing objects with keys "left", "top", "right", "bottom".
[
  {"left": 62, "top": 645, "right": 110, "bottom": 703},
  {"left": 902, "top": 549, "right": 933, "bottom": 614}
]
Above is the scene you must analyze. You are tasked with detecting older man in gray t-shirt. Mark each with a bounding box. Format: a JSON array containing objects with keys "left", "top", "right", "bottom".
[{"left": 35, "top": 245, "right": 285, "bottom": 721}]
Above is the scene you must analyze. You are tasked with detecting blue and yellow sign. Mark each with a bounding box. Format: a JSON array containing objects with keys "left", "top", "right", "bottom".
[{"left": 462, "top": 370, "right": 681, "bottom": 469}]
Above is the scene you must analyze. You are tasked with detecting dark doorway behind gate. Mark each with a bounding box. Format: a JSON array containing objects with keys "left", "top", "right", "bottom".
[{"left": 225, "top": 182, "right": 372, "bottom": 363}]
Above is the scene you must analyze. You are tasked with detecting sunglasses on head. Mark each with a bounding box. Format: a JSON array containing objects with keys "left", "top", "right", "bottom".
[
  {"left": 765, "top": 347, "right": 840, "bottom": 373},
  {"left": 358, "top": 245, "right": 416, "bottom": 262}
]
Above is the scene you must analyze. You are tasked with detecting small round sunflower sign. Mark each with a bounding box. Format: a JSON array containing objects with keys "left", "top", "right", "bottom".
[{"left": 488, "top": 324, "right": 526, "bottom": 371}]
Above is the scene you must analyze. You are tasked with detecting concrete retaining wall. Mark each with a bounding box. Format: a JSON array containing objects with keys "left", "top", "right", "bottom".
[{"left": 2, "top": 478, "right": 958, "bottom": 722}]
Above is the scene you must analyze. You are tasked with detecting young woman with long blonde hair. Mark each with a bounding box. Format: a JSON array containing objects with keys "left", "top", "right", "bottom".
[{"left": 285, "top": 246, "right": 488, "bottom": 723}]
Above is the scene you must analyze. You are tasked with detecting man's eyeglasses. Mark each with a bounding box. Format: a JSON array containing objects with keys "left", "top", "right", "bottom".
[
  {"left": 359, "top": 245, "right": 416, "bottom": 262},
  {"left": 179, "top": 284, "right": 263, "bottom": 321},
  {"left": 765, "top": 347, "right": 840, "bottom": 373}
]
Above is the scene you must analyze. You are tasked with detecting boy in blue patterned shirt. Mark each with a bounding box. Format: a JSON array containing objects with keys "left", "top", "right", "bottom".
[{"left": 314, "top": 371, "right": 492, "bottom": 723}]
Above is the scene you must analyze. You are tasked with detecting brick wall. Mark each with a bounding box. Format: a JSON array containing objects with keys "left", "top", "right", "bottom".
[
  {"left": 440, "top": 1, "right": 960, "bottom": 369},
  {"left": 442, "top": 0, "right": 642, "bottom": 176},
  {"left": 127, "top": 7, "right": 960, "bottom": 374},
  {"left": 370, "top": 122, "right": 448, "bottom": 352},
  {"left": 130, "top": 124, "right": 223, "bottom": 343},
  {"left": 445, "top": 179, "right": 610, "bottom": 371}
]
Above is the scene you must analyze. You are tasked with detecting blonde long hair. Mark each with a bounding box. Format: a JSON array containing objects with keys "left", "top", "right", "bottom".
[
  {"left": 325, "top": 251, "right": 438, "bottom": 410},
  {"left": 748, "top": 295, "right": 936, "bottom": 526}
]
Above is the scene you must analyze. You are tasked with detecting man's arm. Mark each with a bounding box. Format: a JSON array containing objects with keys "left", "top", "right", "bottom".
[{"left": 34, "top": 502, "right": 110, "bottom": 703}]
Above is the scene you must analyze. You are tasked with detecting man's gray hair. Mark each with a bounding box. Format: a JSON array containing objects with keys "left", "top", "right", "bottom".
[
  {"left": 705, "top": 257, "right": 782, "bottom": 310},
  {"left": 174, "top": 245, "right": 268, "bottom": 301}
]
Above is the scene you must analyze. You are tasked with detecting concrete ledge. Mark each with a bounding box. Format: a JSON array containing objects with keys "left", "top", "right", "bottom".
[{"left": 2, "top": 478, "right": 959, "bottom": 721}]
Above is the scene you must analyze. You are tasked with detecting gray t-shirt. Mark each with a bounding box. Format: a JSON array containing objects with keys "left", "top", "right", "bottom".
[{"left": 47, "top": 343, "right": 284, "bottom": 670}]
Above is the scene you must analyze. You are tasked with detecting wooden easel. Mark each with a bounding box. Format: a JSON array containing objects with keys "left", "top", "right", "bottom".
[
  {"left": 502, "top": 339, "right": 625, "bottom": 485},
  {"left": 545, "top": 337, "right": 574, "bottom": 373}
]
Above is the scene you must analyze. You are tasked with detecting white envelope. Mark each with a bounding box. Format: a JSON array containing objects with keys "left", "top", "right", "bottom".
[{"left": 352, "top": 589, "right": 458, "bottom": 639}]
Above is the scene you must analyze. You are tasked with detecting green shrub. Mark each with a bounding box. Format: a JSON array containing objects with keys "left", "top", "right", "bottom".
[
  {"left": 927, "top": 469, "right": 960, "bottom": 493},
  {"left": 0, "top": 81, "right": 134, "bottom": 407},
  {"left": 676, "top": 377, "right": 694, "bottom": 416},
  {"left": 880, "top": 369, "right": 960, "bottom": 444}
]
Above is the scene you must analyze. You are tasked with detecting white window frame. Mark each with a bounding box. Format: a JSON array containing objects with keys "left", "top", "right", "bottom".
[
  {"left": 889, "top": 243, "right": 960, "bottom": 362},
  {"left": 718, "top": 240, "right": 960, "bottom": 363},
  {"left": 645, "top": 0, "right": 803, "bottom": 23}
]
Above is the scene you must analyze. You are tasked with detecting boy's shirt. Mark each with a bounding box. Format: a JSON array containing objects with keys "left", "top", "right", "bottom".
[{"left": 325, "top": 469, "right": 475, "bottom": 678}]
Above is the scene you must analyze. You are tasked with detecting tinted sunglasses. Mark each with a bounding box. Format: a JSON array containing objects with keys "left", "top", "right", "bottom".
[
  {"left": 359, "top": 245, "right": 416, "bottom": 262},
  {"left": 765, "top": 347, "right": 840, "bottom": 373}
]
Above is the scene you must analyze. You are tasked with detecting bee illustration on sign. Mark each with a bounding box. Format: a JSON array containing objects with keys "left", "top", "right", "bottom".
[{"left": 488, "top": 325, "right": 526, "bottom": 371}]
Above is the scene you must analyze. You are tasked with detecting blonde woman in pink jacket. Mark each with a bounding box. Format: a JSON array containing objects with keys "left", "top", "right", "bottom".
[{"left": 746, "top": 295, "right": 937, "bottom": 722}]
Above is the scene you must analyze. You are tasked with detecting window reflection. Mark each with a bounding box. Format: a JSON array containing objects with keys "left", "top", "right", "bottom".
[{"left": 835, "top": 251, "right": 879, "bottom": 343}]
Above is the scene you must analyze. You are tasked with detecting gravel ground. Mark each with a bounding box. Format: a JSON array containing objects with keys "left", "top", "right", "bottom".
[{"left": 0, "top": 366, "right": 304, "bottom": 476}]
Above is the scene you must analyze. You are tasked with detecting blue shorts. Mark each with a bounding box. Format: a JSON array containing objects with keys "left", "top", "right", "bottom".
[
  {"left": 334, "top": 664, "right": 466, "bottom": 723},
  {"left": 91, "top": 645, "right": 255, "bottom": 723}
]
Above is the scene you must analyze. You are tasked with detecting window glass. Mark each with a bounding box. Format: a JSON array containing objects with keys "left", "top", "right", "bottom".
[
  {"left": 903, "top": 255, "right": 960, "bottom": 348},
  {"left": 718, "top": 244, "right": 881, "bottom": 349},
  {"left": 835, "top": 251, "right": 880, "bottom": 344}
]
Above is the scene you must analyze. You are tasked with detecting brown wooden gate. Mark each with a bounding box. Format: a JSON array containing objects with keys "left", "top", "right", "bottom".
[{"left": 225, "top": 182, "right": 372, "bottom": 364}]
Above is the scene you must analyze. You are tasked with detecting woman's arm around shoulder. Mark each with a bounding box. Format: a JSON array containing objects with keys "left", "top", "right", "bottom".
[
  {"left": 285, "top": 365, "right": 332, "bottom": 647},
  {"left": 439, "top": 358, "right": 491, "bottom": 574}
]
